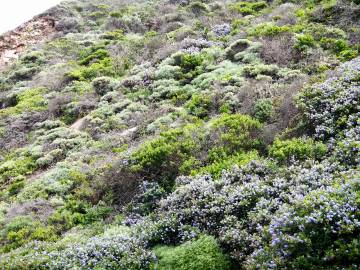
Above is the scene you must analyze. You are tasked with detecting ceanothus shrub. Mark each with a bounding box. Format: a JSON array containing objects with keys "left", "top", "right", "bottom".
[
  {"left": 298, "top": 57, "right": 360, "bottom": 141},
  {"left": 250, "top": 175, "right": 360, "bottom": 269},
  {"left": 132, "top": 160, "right": 345, "bottom": 263},
  {"left": 47, "top": 234, "right": 154, "bottom": 270}
]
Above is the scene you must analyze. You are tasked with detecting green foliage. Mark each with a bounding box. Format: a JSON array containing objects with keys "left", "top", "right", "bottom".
[
  {"left": 294, "top": 33, "right": 316, "bottom": 51},
  {"left": 102, "top": 29, "right": 125, "bottom": 40},
  {"left": 175, "top": 53, "right": 206, "bottom": 83},
  {"left": 92, "top": 76, "right": 115, "bottom": 95},
  {"left": 249, "top": 23, "right": 291, "bottom": 37},
  {"left": 194, "top": 150, "right": 259, "bottom": 177},
  {"left": 8, "top": 67, "right": 39, "bottom": 82},
  {"left": 66, "top": 58, "right": 114, "bottom": 81},
  {"left": 78, "top": 45, "right": 110, "bottom": 66},
  {"left": 188, "top": 2, "right": 209, "bottom": 15},
  {"left": 0, "top": 216, "right": 57, "bottom": 253},
  {"left": 0, "top": 0, "right": 359, "bottom": 267},
  {"left": 7, "top": 176, "right": 26, "bottom": 196},
  {"left": 154, "top": 235, "right": 231, "bottom": 270},
  {"left": 210, "top": 113, "right": 262, "bottom": 156},
  {"left": 50, "top": 200, "right": 112, "bottom": 231},
  {"left": 185, "top": 94, "right": 212, "bottom": 118},
  {"left": 0, "top": 154, "right": 36, "bottom": 184},
  {"left": 131, "top": 114, "right": 261, "bottom": 187},
  {"left": 131, "top": 124, "right": 203, "bottom": 187},
  {"left": 269, "top": 138, "right": 328, "bottom": 163},
  {"left": 0, "top": 88, "right": 47, "bottom": 116},
  {"left": 229, "top": 1, "right": 268, "bottom": 15},
  {"left": 21, "top": 51, "right": 45, "bottom": 66},
  {"left": 252, "top": 98, "right": 273, "bottom": 122},
  {"left": 320, "top": 38, "right": 358, "bottom": 60}
]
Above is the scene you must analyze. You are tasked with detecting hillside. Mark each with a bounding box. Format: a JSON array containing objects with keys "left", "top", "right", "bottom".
[{"left": 0, "top": 0, "right": 359, "bottom": 269}]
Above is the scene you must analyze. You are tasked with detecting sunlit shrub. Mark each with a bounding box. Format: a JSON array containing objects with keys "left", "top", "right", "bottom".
[
  {"left": 229, "top": 1, "right": 267, "bottom": 15},
  {"left": 269, "top": 138, "right": 327, "bottom": 163},
  {"left": 154, "top": 235, "right": 231, "bottom": 270}
]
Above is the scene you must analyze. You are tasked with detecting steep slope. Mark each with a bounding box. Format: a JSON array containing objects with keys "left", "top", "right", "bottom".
[{"left": 0, "top": 0, "right": 359, "bottom": 269}]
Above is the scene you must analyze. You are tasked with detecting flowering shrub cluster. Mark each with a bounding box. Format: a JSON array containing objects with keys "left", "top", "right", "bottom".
[
  {"left": 132, "top": 160, "right": 353, "bottom": 264},
  {"left": 298, "top": 57, "right": 360, "bottom": 141},
  {"left": 212, "top": 24, "right": 231, "bottom": 37},
  {"left": 298, "top": 57, "right": 360, "bottom": 166},
  {"left": 47, "top": 234, "right": 154, "bottom": 270},
  {"left": 251, "top": 174, "right": 360, "bottom": 269}
]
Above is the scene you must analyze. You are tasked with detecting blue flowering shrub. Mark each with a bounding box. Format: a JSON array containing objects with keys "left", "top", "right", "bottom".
[
  {"left": 298, "top": 57, "right": 360, "bottom": 140},
  {"left": 251, "top": 174, "right": 360, "bottom": 269},
  {"left": 133, "top": 160, "right": 344, "bottom": 260},
  {"left": 298, "top": 57, "right": 360, "bottom": 166},
  {"left": 47, "top": 234, "right": 154, "bottom": 270}
]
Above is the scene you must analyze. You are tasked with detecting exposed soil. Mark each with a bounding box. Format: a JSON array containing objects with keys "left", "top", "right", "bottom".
[{"left": 0, "top": 15, "right": 57, "bottom": 69}]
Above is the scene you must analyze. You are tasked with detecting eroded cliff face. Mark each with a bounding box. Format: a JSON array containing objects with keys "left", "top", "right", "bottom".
[{"left": 0, "top": 15, "right": 57, "bottom": 69}]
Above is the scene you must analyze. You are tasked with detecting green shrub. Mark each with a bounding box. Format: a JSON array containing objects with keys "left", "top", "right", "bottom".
[
  {"left": 188, "top": 2, "right": 209, "bottom": 15},
  {"left": 294, "top": 33, "right": 316, "bottom": 51},
  {"left": 194, "top": 150, "right": 259, "bottom": 177},
  {"left": 49, "top": 199, "right": 111, "bottom": 231},
  {"left": 79, "top": 48, "right": 109, "bottom": 66},
  {"left": 185, "top": 94, "right": 213, "bottom": 118},
  {"left": 252, "top": 98, "right": 274, "bottom": 122},
  {"left": 209, "top": 114, "right": 262, "bottom": 158},
  {"left": 175, "top": 53, "right": 205, "bottom": 83},
  {"left": 154, "top": 235, "right": 231, "bottom": 270},
  {"left": 0, "top": 154, "right": 36, "bottom": 183},
  {"left": 66, "top": 58, "right": 114, "bottom": 81},
  {"left": 92, "top": 76, "right": 115, "bottom": 96},
  {"left": 320, "top": 38, "right": 348, "bottom": 53},
  {"left": 7, "top": 176, "right": 26, "bottom": 196},
  {"left": 1, "top": 216, "right": 57, "bottom": 253},
  {"left": 249, "top": 23, "right": 291, "bottom": 37},
  {"left": 229, "top": 1, "right": 267, "bottom": 15},
  {"left": 131, "top": 124, "right": 204, "bottom": 187},
  {"left": 102, "top": 29, "right": 125, "bottom": 40},
  {"left": 269, "top": 138, "right": 327, "bottom": 163},
  {"left": 21, "top": 51, "right": 45, "bottom": 66},
  {"left": 8, "top": 66, "right": 39, "bottom": 82},
  {"left": 319, "top": 38, "right": 358, "bottom": 60},
  {"left": 0, "top": 88, "right": 47, "bottom": 116},
  {"left": 338, "top": 49, "right": 358, "bottom": 61}
]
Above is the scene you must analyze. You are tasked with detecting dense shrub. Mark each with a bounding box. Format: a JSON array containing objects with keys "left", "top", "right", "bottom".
[
  {"left": 134, "top": 160, "right": 347, "bottom": 263},
  {"left": 66, "top": 59, "right": 114, "bottom": 81},
  {"left": 269, "top": 138, "right": 327, "bottom": 163},
  {"left": 47, "top": 234, "right": 154, "bottom": 270},
  {"left": 185, "top": 93, "right": 213, "bottom": 118},
  {"left": 92, "top": 76, "right": 115, "bottom": 96},
  {"left": 209, "top": 114, "right": 262, "bottom": 157},
  {"left": 130, "top": 114, "right": 261, "bottom": 188},
  {"left": 154, "top": 235, "right": 231, "bottom": 270},
  {"left": 130, "top": 124, "right": 204, "bottom": 187},
  {"left": 298, "top": 57, "right": 360, "bottom": 140},
  {"left": 251, "top": 177, "right": 360, "bottom": 269},
  {"left": 252, "top": 98, "right": 273, "bottom": 122},
  {"left": 249, "top": 23, "right": 291, "bottom": 37},
  {"left": 0, "top": 216, "right": 57, "bottom": 253},
  {"left": 229, "top": 1, "right": 267, "bottom": 15}
]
